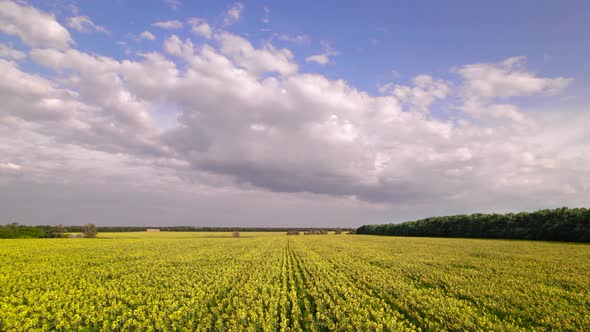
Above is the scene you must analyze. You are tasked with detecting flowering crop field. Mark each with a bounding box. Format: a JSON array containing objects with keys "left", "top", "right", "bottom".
[{"left": 1, "top": 232, "right": 589, "bottom": 331}]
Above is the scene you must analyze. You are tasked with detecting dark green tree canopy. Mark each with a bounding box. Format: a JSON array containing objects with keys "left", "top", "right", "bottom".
[{"left": 357, "top": 207, "right": 590, "bottom": 243}]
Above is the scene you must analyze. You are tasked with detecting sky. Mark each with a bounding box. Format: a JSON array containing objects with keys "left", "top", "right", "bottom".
[{"left": 1, "top": 0, "right": 589, "bottom": 227}]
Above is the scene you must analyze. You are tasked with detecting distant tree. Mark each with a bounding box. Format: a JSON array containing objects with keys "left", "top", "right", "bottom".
[
  {"left": 9, "top": 222, "right": 19, "bottom": 238},
  {"left": 356, "top": 207, "right": 590, "bottom": 243},
  {"left": 0, "top": 222, "right": 19, "bottom": 238},
  {"left": 46, "top": 224, "right": 67, "bottom": 238},
  {"left": 82, "top": 223, "right": 97, "bottom": 238}
]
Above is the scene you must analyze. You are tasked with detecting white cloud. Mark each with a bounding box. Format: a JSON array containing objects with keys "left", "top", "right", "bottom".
[
  {"left": 456, "top": 57, "right": 573, "bottom": 122},
  {"left": 461, "top": 100, "right": 527, "bottom": 123},
  {"left": 139, "top": 30, "right": 156, "bottom": 41},
  {"left": 305, "top": 40, "right": 338, "bottom": 65},
  {"left": 0, "top": 58, "right": 81, "bottom": 122},
  {"left": 223, "top": 2, "right": 244, "bottom": 26},
  {"left": 278, "top": 34, "right": 310, "bottom": 45},
  {"left": 27, "top": 48, "right": 164, "bottom": 156},
  {"left": 152, "top": 20, "right": 183, "bottom": 29},
  {"left": 214, "top": 32, "right": 298, "bottom": 76},
  {"left": 68, "top": 16, "right": 109, "bottom": 34},
  {"left": 0, "top": 0, "right": 72, "bottom": 49},
  {"left": 187, "top": 17, "right": 211, "bottom": 39},
  {"left": 379, "top": 75, "right": 451, "bottom": 112},
  {"left": 21, "top": 40, "right": 580, "bottom": 208},
  {"left": 457, "top": 56, "right": 572, "bottom": 100},
  {"left": 0, "top": 42, "right": 25, "bottom": 59},
  {"left": 0, "top": 162, "right": 20, "bottom": 170},
  {"left": 163, "top": 34, "right": 192, "bottom": 58},
  {"left": 305, "top": 54, "right": 329, "bottom": 65}
]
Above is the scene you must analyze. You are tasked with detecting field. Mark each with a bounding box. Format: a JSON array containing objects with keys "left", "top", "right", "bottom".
[{"left": 1, "top": 232, "right": 589, "bottom": 331}]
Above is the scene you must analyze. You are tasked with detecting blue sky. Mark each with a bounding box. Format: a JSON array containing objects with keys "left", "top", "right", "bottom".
[
  {"left": 1, "top": 0, "right": 589, "bottom": 226},
  {"left": 18, "top": 0, "right": 590, "bottom": 92}
]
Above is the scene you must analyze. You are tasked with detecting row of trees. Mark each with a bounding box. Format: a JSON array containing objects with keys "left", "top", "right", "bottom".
[
  {"left": 0, "top": 223, "right": 97, "bottom": 239},
  {"left": 82, "top": 226, "right": 355, "bottom": 232},
  {"left": 157, "top": 226, "right": 355, "bottom": 232},
  {"left": 356, "top": 207, "right": 590, "bottom": 242}
]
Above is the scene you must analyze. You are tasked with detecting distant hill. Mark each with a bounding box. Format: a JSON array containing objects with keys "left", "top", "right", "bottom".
[{"left": 357, "top": 207, "right": 590, "bottom": 243}]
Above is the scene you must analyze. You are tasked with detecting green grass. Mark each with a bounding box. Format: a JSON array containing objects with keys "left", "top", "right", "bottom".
[{"left": 1, "top": 232, "right": 589, "bottom": 331}]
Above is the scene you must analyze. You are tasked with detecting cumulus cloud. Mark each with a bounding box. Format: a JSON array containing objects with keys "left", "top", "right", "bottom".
[
  {"left": 305, "top": 41, "right": 338, "bottom": 65},
  {"left": 0, "top": 58, "right": 81, "bottom": 122},
  {"left": 0, "top": 42, "right": 25, "bottom": 59},
  {"left": 214, "top": 32, "right": 298, "bottom": 76},
  {"left": 139, "top": 30, "right": 156, "bottom": 41},
  {"left": 152, "top": 20, "right": 183, "bottom": 29},
  {"left": 223, "top": 2, "right": 244, "bottom": 26},
  {"left": 455, "top": 57, "right": 573, "bottom": 122},
  {"left": 0, "top": 0, "right": 72, "bottom": 49},
  {"left": 27, "top": 48, "right": 165, "bottom": 156},
  {"left": 305, "top": 54, "right": 329, "bottom": 65},
  {"left": 187, "top": 17, "right": 211, "bottom": 38},
  {"left": 120, "top": 36, "right": 577, "bottom": 204},
  {"left": 68, "top": 16, "right": 109, "bottom": 34},
  {"left": 16, "top": 40, "right": 581, "bottom": 207},
  {"left": 379, "top": 75, "right": 451, "bottom": 113},
  {"left": 457, "top": 56, "right": 572, "bottom": 99}
]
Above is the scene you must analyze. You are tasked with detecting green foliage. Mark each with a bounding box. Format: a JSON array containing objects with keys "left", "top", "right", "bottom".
[
  {"left": 42, "top": 224, "right": 67, "bottom": 238},
  {"left": 0, "top": 223, "right": 46, "bottom": 239},
  {"left": 0, "top": 224, "right": 67, "bottom": 239},
  {"left": 0, "top": 224, "right": 353, "bottom": 238},
  {"left": 357, "top": 207, "right": 590, "bottom": 242},
  {"left": 0, "top": 233, "right": 589, "bottom": 331},
  {"left": 81, "top": 223, "right": 97, "bottom": 238}
]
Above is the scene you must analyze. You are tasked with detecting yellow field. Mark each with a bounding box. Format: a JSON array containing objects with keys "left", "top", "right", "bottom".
[{"left": 1, "top": 232, "right": 589, "bottom": 331}]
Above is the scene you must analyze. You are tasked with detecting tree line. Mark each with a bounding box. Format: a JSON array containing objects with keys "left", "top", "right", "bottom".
[
  {"left": 0, "top": 223, "right": 97, "bottom": 239},
  {"left": 356, "top": 207, "right": 590, "bottom": 242},
  {"left": 0, "top": 224, "right": 353, "bottom": 238}
]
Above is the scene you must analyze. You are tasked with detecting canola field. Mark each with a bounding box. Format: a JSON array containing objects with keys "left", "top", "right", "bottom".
[{"left": 1, "top": 232, "right": 589, "bottom": 331}]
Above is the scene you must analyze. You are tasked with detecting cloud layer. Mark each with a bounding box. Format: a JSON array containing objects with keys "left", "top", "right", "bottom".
[
  {"left": 68, "top": 16, "right": 109, "bottom": 34},
  {"left": 0, "top": 1, "right": 588, "bottom": 226},
  {"left": 0, "top": 0, "right": 72, "bottom": 48}
]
